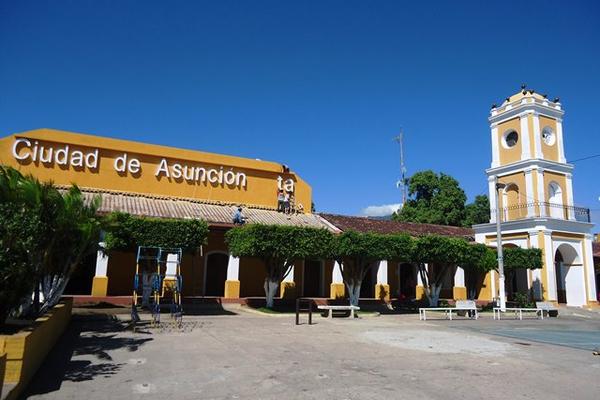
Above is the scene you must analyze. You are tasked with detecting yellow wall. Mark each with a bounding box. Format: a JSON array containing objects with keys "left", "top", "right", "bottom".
[
  {"left": 1, "top": 299, "right": 72, "bottom": 400},
  {"left": 239, "top": 257, "right": 267, "bottom": 297},
  {"left": 0, "top": 129, "right": 312, "bottom": 212},
  {"left": 539, "top": 115, "right": 559, "bottom": 162},
  {"left": 497, "top": 117, "right": 522, "bottom": 165}
]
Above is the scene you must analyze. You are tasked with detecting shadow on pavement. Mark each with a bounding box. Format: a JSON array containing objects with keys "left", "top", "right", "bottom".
[{"left": 20, "top": 314, "right": 153, "bottom": 399}]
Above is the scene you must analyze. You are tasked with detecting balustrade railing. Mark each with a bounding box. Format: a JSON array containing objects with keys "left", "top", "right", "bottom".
[{"left": 491, "top": 201, "right": 590, "bottom": 223}]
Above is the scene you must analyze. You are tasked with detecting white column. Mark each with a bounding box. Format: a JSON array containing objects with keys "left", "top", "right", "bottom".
[
  {"left": 417, "top": 263, "right": 428, "bottom": 286},
  {"left": 524, "top": 169, "right": 534, "bottom": 217},
  {"left": 376, "top": 260, "right": 388, "bottom": 285},
  {"left": 583, "top": 235, "right": 597, "bottom": 303},
  {"left": 94, "top": 241, "right": 108, "bottom": 277},
  {"left": 283, "top": 264, "right": 294, "bottom": 283},
  {"left": 332, "top": 261, "right": 343, "bottom": 284},
  {"left": 488, "top": 175, "right": 497, "bottom": 223},
  {"left": 226, "top": 255, "right": 240, "bottom": 281},
  {"left": 543, "top": 231, "right": 557, "bottom": 301},
  {"left": 536, "top": 169, "right": 546, "bottom": 216},
  {"left": 556, "top": 118, "right": 566, "bottom": 163},
  {"left": 490, "top": 270, "right": 496, "bottom": 301},
  {"left": 528, "top": 232, "right": 543, "bottom": 300},
  {"left": 520, "top": 113, "right": 531, "bottom": 160},
  {"left": 454, "top": 266, "right": 465, "bottom": 287},
  {"left": 532, "top": 112, "right": 543, "bottom": 159},
  {"left": 565, "top": 173, "right": 575, "bottom": 220},
  {"left": 491, "top": 123, "right": 500, "bottom": 168}
]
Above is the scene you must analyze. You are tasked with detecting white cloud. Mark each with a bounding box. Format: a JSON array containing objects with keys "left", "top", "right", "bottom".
[{"left": 361, "top": 203, "right": 402, "bottom": 217}]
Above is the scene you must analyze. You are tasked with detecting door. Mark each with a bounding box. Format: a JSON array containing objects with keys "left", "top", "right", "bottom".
[{"left": 205, "top": 253, "right": 228, "bottom": 296}]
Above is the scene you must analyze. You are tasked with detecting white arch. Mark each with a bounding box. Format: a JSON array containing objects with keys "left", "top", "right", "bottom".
[
  {"left": 554, "top": 242, "right": 585, "bottom": 307},
  {"left": 548, "top": 181, "right": 563, "bottom": 218},
  {"left": 502, "top": 183, "right": 520, "bottom": 221}
]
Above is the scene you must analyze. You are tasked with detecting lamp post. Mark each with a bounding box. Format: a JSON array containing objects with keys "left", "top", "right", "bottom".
[{"left": 494, "top": 178, "right": 507, "bottom": 312}]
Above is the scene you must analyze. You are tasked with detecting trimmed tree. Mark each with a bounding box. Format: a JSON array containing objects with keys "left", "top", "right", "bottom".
[
  {"left": 225, "top": 224, "right": 334, "bottom": 308},
  {"left": 412, "top": 235, "right": 470, "bottom": 306},
  {"left": 461, "top": 243, "right": 497, "bottom": 300},
  {"left": 502, "top": 247, "right": 543, "bottom": 298},
  {"left": 104, "top": 212, "right": 209, "bottom": 253},
  {"left": 331, "top": 231, "right": 412, "bottom": 306}
]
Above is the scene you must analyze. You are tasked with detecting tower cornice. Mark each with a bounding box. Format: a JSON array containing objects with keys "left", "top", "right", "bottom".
[
  {"left": 486, "top": 158, "right": 573, "bottom": 177},
  {"left": 489, "top": 101, "right": 564, "bottom": 125}
]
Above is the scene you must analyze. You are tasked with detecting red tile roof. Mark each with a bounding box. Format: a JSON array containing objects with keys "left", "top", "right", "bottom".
[{"left": 318, "top": 213, "right": 475, "bottom": 239}]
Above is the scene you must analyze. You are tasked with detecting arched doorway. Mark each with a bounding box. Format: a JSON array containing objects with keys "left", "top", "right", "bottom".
[
  {"left": 554, "top": 243, "right": 585, "bottom": 306},
  {"left": 303, "top": 259, "right": 323, "bottom": 297},
  {"left": 398, "top": 263, "right": 416, "bottom": 300},
  {"left": 360, "top": 262, "right": 375, "bottom": 298},
  {"left": 204, "top": 252, "right": 229, "bottom": 296}
]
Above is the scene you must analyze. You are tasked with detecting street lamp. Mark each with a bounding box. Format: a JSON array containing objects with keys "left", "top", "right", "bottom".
[{"left": 494, "top": 179, "right": 507, "bottom": 312}]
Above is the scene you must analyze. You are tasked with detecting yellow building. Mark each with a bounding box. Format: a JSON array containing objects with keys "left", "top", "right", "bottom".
[
  {"left": 473, "top": 88, "right": 598, "bottom": 307},
  {"left": 1, "top": 88, "right": 597, "bottom": 309},
  {"left": 0, "top": 128, "right": 478, "bottom": 305},
  {"left": 0, "top": 128, "right": 330, "bottom": 300}
]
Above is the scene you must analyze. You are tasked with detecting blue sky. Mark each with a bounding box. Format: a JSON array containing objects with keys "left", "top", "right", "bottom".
[{"left": 1, "top": 1, "right": 599, "bottom": 225}]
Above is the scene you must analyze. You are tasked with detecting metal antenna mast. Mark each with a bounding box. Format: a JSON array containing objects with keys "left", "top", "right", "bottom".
[{"left": 393, "top": 130, "right": 407, "bottom": 207}]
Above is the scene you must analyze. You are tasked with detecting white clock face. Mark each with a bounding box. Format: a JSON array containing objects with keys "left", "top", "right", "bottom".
[{"left": 542, "top": 127, "right": 555, "bottom": 146}]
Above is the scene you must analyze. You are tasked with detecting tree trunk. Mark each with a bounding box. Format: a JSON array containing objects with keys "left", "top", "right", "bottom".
[
  {"left": 427, "top": 284, "right": 442, "bottom": 306},
  {"left": 346, "top": 283, "right": 361, "bottom": 306},
  {"left": 263, "top": 279, "right": 279, "bottom": 308}
]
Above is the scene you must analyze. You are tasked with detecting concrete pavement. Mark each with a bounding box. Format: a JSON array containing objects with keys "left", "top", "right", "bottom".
[{"left": 21, "top": 307, "right": 600, "bottom": 400}]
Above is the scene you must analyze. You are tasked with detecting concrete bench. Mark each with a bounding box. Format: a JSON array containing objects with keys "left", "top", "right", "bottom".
[
  {"left": 317, "top": 305, "right": 360, "bottom": 319},
  {"left": 493, "top": 307, "right": 543, "bottom": 320},
  {"left": 419, "top": 300, "right": 478, "bottom": 321},
  {"left": 536, "top": 301, "right": 559, "bottom": 318}
]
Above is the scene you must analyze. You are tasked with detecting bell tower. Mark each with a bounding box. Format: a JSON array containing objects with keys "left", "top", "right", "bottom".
[
  {"left": 473, "top": 87, "right": 597, "bottom": 308},
  {"left": 487, "top": 85, "right": 575, "bottom": 222}
]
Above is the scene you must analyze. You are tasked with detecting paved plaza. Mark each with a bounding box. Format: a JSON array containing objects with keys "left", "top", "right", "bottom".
[{"left": 21, "top": 307, "right": 600, "bottom": 400}]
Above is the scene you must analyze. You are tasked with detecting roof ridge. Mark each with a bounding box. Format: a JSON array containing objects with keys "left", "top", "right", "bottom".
[
  {"left": 55, "top": 184, "right": 279, "bottom": 212},
  {"left": 318, "top": 212, "right": 474, "bottom": 232}
]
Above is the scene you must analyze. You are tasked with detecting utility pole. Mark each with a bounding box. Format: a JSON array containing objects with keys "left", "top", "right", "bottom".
[
  {"left": 393, "top": 130, "right": 407, "bottom": 207},
  {"left": 495, "top": 178, "right": 507, "bottom": 311}
]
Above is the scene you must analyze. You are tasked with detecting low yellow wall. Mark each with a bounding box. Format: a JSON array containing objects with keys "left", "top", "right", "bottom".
[
  {"left": 0, "top": 337, "right": 5, "bottom": 398},
  {"left": 1, "top": 298, "right": 73, "bottom": 400}
]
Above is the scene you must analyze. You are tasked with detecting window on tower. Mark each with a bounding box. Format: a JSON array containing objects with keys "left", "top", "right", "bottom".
[
  {"left": 504, "top": 130, "right": 519, "bottom": 148},
  {"left": 542, "top": 127, "right": 555, "bottom": 146}
]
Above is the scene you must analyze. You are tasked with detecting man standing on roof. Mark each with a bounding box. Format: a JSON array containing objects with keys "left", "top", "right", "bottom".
[
  {"left": 277, "top": 189, "right": 285, "bottom": 212},
  {"left": 232, "top": 206, "right": 246, "bottom": 225}
]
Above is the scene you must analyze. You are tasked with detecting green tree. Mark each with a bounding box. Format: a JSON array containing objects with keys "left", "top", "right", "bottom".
[
  {"left": 0, "top": 166, "right": 102, "bottom": 321},
  {"left": 463, "top": 195, "right": 491, "bottom": 227},
  {"left": 0, "top": 202, "right": 41, "bottom": 326},
  {"left": 412, "top": 235, "right": 470, "bottom": 306},
  {"left": 225, "top": 224, "right": 333, "bottom": 308},
  {"left": 104, "top": 212, "right": 209, "bottom": 253},
  {"left": 330, "top": 231, "right": 412, "bottom": 306},
  {"left": 394, "top": 170, "right": 467, "bottom": 226},
  {"left": 461, "top": 243, "right": 497, "bottom": 300}
]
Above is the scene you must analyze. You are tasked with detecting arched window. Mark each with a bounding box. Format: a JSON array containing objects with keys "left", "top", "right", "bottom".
[
  {"left": 502, "top": 183, "right": 522, "bottom": 220},
  {"left": 548, "top": 182, "right": 563, "bottom": 218}
]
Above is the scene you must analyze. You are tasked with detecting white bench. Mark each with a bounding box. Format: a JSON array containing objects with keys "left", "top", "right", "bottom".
[
  {"left": 419, "top": 300, "right": 479, "bottom": 321},
  {"left": 536, "top": 301, "right": 559, "bottom": 318},
  {"left": 493, "top": 307, "right": 543, "bottom": 320},
  {"left": 317, "top": 305, "right": 360, "bottom": 318}
]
